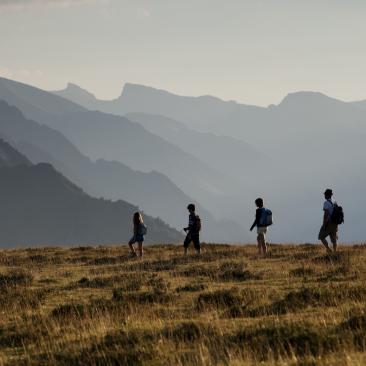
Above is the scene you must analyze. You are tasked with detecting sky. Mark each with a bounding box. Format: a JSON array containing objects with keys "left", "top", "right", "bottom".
[{"left": 1, "top": 0, "right": 366, "bottom": 106}]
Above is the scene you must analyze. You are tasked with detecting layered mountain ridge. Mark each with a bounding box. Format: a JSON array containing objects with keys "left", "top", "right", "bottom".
[
  {"left": 0, "top": 97, "right": 247, "bottom": 242},
  {"left": 52, "top": 80, "right": 366, "bottom": 242},
  {"left": 0, "top": 138, "right": 31, "bottom": 167},
  {"left": 0, "top": 145, "right": 183, "bottom": 246}
]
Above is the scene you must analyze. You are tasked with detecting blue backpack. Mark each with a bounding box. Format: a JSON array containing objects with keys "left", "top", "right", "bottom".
[
  {"left": 260, "top": 208, "right": 273, "bottom": 227},
  {"left": 139, "top": 223, "right": 148, "bottom": 236}
]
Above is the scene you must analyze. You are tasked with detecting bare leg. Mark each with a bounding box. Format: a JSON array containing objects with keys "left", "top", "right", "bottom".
[
  {"left": 257, "top": 235, "right": 262, "bottom": 255},
  {"left": 320, "top": 238, "right": 332, "bottom": 252},
  {"left": 183, "top": 235, "right": 190, "bottom": 256},
  {"left": 330, "top": 233, "right": 337, "bottom": 252},
  {"left": 258, "top": 233, "right": 267, "bottom": 255},
  {"left": 128, "top": 241, "right": 136, "bottom": 256},
  {"left": 260, "top": 233, "right": 267, "bottom": 254},
  {"left": 138, "top": 242, "right": 143, "bottom": 258},
  {"left": 193, "top": 236, "right": 201, "bottom": 256}
]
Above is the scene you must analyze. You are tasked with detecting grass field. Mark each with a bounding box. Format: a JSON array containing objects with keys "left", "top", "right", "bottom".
[{"left": 0, "top": 243, "right": 365, "bottom": 365}]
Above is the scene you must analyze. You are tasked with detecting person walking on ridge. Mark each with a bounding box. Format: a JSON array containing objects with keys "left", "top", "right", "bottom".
[
  {"left": 318, "top": 189, "right": 343, "bottom": 252},
  {"left": 128, "top": 212, "right": 147, "bottom": 258},
  {"left": 183, "top": 203, "right": 201, "bottom": 256},
  {"left": 250, "top": 198, "right": 272, "bottom": 255}
]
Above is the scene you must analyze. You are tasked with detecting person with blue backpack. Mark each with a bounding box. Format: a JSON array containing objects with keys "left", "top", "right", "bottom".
[
  {"left": 128, "top": 212, "right": 147, "bottom": 258},
  {"left": 250, "top": 198, "right": 273, "bottom": 255}
]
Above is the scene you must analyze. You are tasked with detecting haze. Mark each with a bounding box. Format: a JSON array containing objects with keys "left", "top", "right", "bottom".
[{"left": 1, "top": 0, "right": 366, "bottom": 106}]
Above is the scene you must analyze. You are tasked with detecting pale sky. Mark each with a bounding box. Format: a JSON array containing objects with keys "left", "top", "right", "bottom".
[{"left": 1, "top": 0, "right": 366, "bottom": 106}]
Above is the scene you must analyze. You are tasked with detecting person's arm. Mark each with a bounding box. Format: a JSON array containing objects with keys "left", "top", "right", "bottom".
[
  {"left": 323, "top": 210, "right": 329, "bottom": 226},
  {"left": 322, "top": 202, "right": 331, "bottom": 226},
  {"left": 250, "top": 219, "right": 257, "bottom": 231},
  {"left": 184, "top": 216, "right": 190, "bottom": 232},
  {"left": 185, "top": 215, "right": 195, "bottom": 233}
]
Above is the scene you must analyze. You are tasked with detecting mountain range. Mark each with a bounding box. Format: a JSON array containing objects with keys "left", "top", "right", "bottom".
[
  {"left": 0, "top": 138, "right": 182, "bottom": 246},
  {"left": 0, "top": 78, "right": 246, "bottom": 220},
  {"left": 53, "top": 81, "right": 366, "bottom": 242},
  {"left": 1, "top": 75, "right": 365, "bottom": 243},
  {"left": 0, "top": 100, "right": 247, "bottom": 242},
  {"left": 0, "top": 138, "right": 31, "bottom": 167},
  {"left": 53, "top": 82, "right": 366, "bottom": 148}
]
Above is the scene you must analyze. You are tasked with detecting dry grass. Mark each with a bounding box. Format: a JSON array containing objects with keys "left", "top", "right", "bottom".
[{"left": 0, "top": 243, "right": 364, "bottom": 365}]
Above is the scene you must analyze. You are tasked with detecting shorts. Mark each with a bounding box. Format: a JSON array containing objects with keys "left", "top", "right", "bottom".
[
  {"left": 257, "top": 226, "right": 268, "bottom": 235},
  {"left": 183, "top": 233, "right": 200, "bottom": 250},
  {"left": 129, "top": 234, "right": 144, "bottom": 244},
  {"left": 318, "top": 222, "right": 338, "bottom": 241}
]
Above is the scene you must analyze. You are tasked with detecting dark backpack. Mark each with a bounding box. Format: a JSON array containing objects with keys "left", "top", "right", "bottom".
[
  {"left": 259, "top": 208, "right": 273, "bottom": 227},
  {"left": 139, "top": 223, "right": 148, "bottom": 236},
  {"left": 195, "top": 215, "right": 202, "bottom": 232},
  {"left": 331, "top": 203, "right": 344, "bottom": 225}
]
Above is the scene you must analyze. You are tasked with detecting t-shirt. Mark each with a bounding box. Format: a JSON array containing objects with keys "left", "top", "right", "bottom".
[
  {"left": 256, "top": 208, "right": 266, "bottom": 227},
  {"left": 323, "top": 199, "right": 334, "bottom": 221},
  {"left": 188, "top": 214, "right": 199, "bottom": 234}
]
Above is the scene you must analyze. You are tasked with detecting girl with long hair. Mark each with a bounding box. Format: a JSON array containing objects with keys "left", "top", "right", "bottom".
[{"left": 128, "top": 212, "right": 147, "bottom": 258}]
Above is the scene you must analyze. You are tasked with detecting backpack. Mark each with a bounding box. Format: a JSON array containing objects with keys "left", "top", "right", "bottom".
[
  {"left": 195, "top": 215, "right": 202, "bottom": 232},
  {"left": 331, "top": 202, "right": 344, "bottom": 225},
  {"left": 260, "top": 208, "right": 273, "bottom": 227},
  {"left": 139, "top": 223, "right": 148, "bottom": 236}
]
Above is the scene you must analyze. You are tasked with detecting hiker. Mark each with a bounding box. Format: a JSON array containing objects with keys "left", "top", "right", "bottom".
[
  {"left": 128, "top": 212, "right": 147, "bottom": 258},
  {"left": 318, "top": 189, "right": 343, "bottom": 252},
  {"left": 183, "top": 203, "right": 201, "bottom": 255},
  {"left": 250, "top": 198, "right": 272, "bottom": 255}
]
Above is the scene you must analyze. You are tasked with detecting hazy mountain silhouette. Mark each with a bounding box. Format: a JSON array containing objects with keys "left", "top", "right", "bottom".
[
  {"left": 349, "top": 100, "right": 366, "bottom": 110},
  {"left": 126, "top": 112, "right": 266, "bottom": 180},
  {"left": 7, "top": 76, "right": 366, "bottom": 241},
  {"left": 54, "top": 82, "right": 366, "bottom": 242},
  {"left": 54, "top": 82, "right": 103, "bottom": 110},
  {"left": 53, "top": 82, "right": 266, "bottom": 136},
  {"left": 0, "top": 155, "right": 183, "bottom": 247},
  {"left": 54, "top": 82, "right": 366, "bottom": 145},
  {"left": 55, "top": 84, "right": 267, "bottom": 179},
  {"left": 0, "top": 138, "right": 31, "bottom": 167},
  {"left": 0, "top": 78, "right": 242, "bottom": 213},
  {"left": 0, "top": 101, "right": 248, "bottom": 242}
]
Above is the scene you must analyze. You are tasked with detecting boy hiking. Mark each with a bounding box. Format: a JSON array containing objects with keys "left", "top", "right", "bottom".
[
  {"left": 128, "top": 212, "right": 147, "bottom": 258},
  {"left": 183, "top": 204, "right": 201, "bottom": 256},
  {"left": 250, "top": 198, "right": 272, "bottom": 255},
  {"left": 318, "top": 189, "right": 344, "bottom": 252}
]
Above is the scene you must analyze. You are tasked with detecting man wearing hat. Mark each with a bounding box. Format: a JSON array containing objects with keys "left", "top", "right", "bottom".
[{"left": 318, "top": 189, "right": 338, "bottom": 252}]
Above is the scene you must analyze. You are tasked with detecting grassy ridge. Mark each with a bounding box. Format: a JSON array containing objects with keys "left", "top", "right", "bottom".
[{"left": 0, "top": 243, "right": 365, "bottom": 365}]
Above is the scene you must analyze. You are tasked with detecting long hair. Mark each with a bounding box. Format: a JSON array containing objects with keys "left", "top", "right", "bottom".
[{"left": 133, "top": 212, "right": 143, "bottom": 226}]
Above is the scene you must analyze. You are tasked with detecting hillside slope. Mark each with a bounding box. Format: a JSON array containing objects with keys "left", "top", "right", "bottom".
[
  {"left": 0, "top": 138, "right": 31, "bottom": 167},
  {"left": 54, "top": 84, "right": 267, "bottom": 180},
  {"left": 126, "top": 112, "right": 266, "bottom": 180},
  {"left": 0, "top": 101, "right": 248, "bottom": 242},
  {"left": 0, "top": 161, "right": 183, "bottom": 246},
  {"left": 0, "top": 77, "right": 238, "bottom": 204}
]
